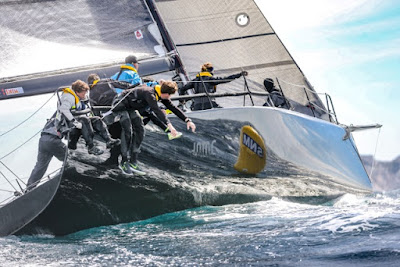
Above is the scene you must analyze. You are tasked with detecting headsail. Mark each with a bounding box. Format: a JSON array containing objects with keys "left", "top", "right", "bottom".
[{"left": 153, "top": 0, "right": 330, "bottom": 119}]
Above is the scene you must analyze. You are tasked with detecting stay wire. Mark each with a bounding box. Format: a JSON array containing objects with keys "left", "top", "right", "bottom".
[
  {"left": 0, "top": 128, "right": 42, "bottom": 161},
  {"left": 0, "top": 92, "right": 56, "bottom": 138},
  {"left": 0, "top": 170, "right": 18, "bottom": 192}
]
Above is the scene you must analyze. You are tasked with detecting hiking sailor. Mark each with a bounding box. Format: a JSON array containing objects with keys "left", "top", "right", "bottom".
[
  {"left": 112, "top": 81, "right": 196, "bottom": 175},
  {"left": 178, "top": 62, "right": 248, "bottom": 110},
  {"left": 88, "top": 73, "right": 140, "bottom": 168},
  {"left": 142, "top": 79, "right": 183, "bottom": 140},
  {"left": 25, "top": 113, "right": 70, "bottom": 191},
  {"left": 111, "top": 55, "right": 157, "bottom": 93},
  {"left": 61, "top": 80, "right": 119, "bottom": 155}
]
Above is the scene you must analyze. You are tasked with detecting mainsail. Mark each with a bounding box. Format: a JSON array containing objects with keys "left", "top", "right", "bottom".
[
  {"left": 154, "top": 0, "right": 330, "bottom": 119},
  {"left": 0, "top": 0, "right": 176, "bottom": 99}
]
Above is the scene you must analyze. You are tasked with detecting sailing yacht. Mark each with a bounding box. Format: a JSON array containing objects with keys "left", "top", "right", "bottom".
[{"left": 0, "top": 0, "right": 378, "bottom": 236}]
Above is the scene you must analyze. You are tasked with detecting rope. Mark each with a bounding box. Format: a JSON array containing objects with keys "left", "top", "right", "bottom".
[
  {"left": 278, "top": 78, "right": 330, "bottom": 114},
  {"left": 279, "top": 78, "right": 326, "bottom": 96},
  {"left": 0, "top": 92, "right": 55, "bottom": 138},
  {"left": 99, "top": 87, "right": 137, "bottom": 120},
  {"left": 0, "top": 170, "right": 18, "bottom": 192},
  {"left": 0, "top": 128, "right": 42, "bottom": 160}
]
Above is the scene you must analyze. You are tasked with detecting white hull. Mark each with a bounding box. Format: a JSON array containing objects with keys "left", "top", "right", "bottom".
[{"left": 186, "top": 106, "right": 372, "bottom": 192}]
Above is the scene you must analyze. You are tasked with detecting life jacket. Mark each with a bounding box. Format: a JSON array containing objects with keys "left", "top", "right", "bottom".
[
  {"left": 154, "top": 84, "right": 162, "bottom": 101},
  {"left": 154, "top": 84, "right": 172, "bottom": 114},
  {"left": 196, "top": 72, "right": 213, "bottom": 78},
  {"left": 62, "top": 87, "right": 92, "bottom": 116},
  {"left": 62, "top": 87, "right": 80, "bottom": 110},
  {"left": 196, "top": 72, "right": 217, "bottom": 92},
  {"left": 116, "top": 64, "right": 138, "bottom": 80},
  {"left": 90, "top": 79, "right": 99, "bottom": 88}
]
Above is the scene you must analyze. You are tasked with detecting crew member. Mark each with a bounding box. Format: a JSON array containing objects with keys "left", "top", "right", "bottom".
[{"left": 179, "top": 62, "right": 248, "bottom": 110}]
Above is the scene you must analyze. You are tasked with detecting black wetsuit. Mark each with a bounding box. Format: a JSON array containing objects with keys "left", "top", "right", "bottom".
[
  {"left": 179, "top": 72, "right": 243, "bottom": 110},
  {"left": 112, "top": 85, "right": 188, "bottom": 163}
]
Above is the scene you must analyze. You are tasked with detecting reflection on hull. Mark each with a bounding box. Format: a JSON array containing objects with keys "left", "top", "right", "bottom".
[{"left": 18, "top": 107, "right": 371, "bottom": 236}]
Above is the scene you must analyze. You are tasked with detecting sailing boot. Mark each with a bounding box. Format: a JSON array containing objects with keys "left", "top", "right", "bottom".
[
  {"left": 128, "top": 153, "right": 146, "bottom": 175},
  {"left": 119, "top": 161, "right": 133, "bottom": 175},
  {"left": 128, "top": 162, "right": 146, "bottom": 176},
  {"left": 88, "top": 145, "right": 104, "bottom": 155}
]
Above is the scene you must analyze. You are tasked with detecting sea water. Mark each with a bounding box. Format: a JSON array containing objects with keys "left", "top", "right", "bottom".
[{"left": 1, "top": 191, "right": 399, "bottom": 266}]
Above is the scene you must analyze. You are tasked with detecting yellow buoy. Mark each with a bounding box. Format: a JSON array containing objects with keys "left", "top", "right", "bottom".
[{"left": 234, "top": 125, "right": 267, "bottom": 175}]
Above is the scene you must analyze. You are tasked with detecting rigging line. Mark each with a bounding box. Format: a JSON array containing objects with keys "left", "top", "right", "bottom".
[
  {"left": 0, "top": 92, "right": 55, "bottom": 138},
  {"left": 279, "top": 78, "right": 327, "bottom": 95},
  {"left": 0, "top": 128, "right": 42, "bottom": 161},
  {"left": 0, "top": 195, "right": 14, "bottom": 207},
  {"left": 308, "top": 101, "right": 334, "bottom": 114},
  {"left": 279, "top": 78, "right": 329, "bottom": 112},
  {"left": 0, "top": 170, "right": 18, "bottom": 192},
  {"left": 99, "top": 86, "right": 138, "bottom": 121},
  {"left": 198, "top": 73, "right": 215, "bottom": 109},
  {"left": 369, "top": 127, "right": 382, "bottom": 179},
  {"left": 0, "top": 160, "right": 22, "bottom": 182},
  {"left": 0, "top": 188, "right": 15, "bottom": 193},
  {"left": 243, "top": 75, "right": 254, "bottom": 106}
]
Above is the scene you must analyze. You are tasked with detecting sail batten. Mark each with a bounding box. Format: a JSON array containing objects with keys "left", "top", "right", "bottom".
[{"left": 176, "top": 32, "right": 276, "bottom": 47}]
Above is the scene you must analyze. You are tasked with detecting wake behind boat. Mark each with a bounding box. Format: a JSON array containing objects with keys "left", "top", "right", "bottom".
[{"left": 0, "top": 0, "right": 379, "bottom": 236}]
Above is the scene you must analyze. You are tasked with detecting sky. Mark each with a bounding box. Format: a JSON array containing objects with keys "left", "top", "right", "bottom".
[{"left": 255, "top": 0, "right": 400, "bottom": 161}]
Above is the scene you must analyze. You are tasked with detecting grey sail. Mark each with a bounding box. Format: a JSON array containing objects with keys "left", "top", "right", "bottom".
[
  {"left": 154, "top": 0, "right": 329, "bottom": 119},
  {"left": 0, "top": 0, "right": 175, "bottom": 99}
]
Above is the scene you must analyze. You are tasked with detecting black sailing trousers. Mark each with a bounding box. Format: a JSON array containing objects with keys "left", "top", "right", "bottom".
[{"left": 27, "top": 133, "right": 66, "bottom": 189}]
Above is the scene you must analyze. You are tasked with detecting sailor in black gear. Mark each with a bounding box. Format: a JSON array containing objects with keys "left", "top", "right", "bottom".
[
  {"left": 64, "top": 80, "right": 120, "bottom": 155},
  {"left": 112, "top": 80, "right": 196, "bottom": 174},
  {"left": 262, "top": 78, "right": 290, "bottom": 109},
  {"left": 88, "top": 74, "right": 150, "bottom": 170},
  {"left": 179, "top": 62, "right": 247, "bottom": 110}
]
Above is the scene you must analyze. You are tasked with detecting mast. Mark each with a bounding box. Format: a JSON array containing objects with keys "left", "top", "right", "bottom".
[{"left": 144, "top": 0, "right": 189, "bottom": 81}]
